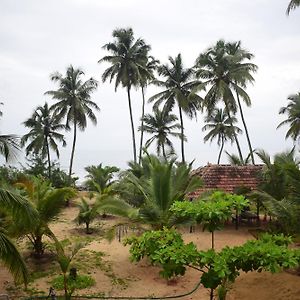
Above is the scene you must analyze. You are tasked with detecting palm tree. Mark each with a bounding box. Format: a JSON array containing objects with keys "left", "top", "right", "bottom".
[
  {"left": 0, "top": 103, "right": 21, "bottom": 162},
  {"left": 0, "top": 188, "right": 38, "bottom": 285},
  {"left": 126, "top": 156, "right": 202, "bottom": 229},
  {"left": 195, "top": 40, "right": 257, "bottom": 163},
  {"left": 149, "top": 54, "right": 202, "bottom": 163},
  {"left": 202, "top": 108, "right": 242, "bottom": 164},
  {"left": 225, "top": 41, "right": 257, "bottom": 164},
  {"left": 21, "top": 103, "right": 67, "bottom": 178},
  {"left": 138, "top": 56, "right": 159, "bottom": 163},
  {"left": 226, "top": 151, "right": 252, "bottom": 166},
  {"left": 14, "top": 177, "right": 76, "bottom": 257},
  {"left": 99, "top": 28, "right": 150, "bottom": 163},
  {"left": 45, "top": 65, "right": 99, "bottom": 183},
  {"left": 84, "top": 163, "right": 119, "bottom": 193},
  {"left": 277, "top": 93, "right": 300, "bottom": 142},
  {"left": 140, "top": 106, "right": 183, "bottom": 159},
  {"left": 287, "top": 0, "right": 300, "bottom": 14}
]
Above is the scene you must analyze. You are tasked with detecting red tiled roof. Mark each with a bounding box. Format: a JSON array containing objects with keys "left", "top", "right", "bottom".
[{"left": 190, "top": 164, "right": 263, "bottom": 198}]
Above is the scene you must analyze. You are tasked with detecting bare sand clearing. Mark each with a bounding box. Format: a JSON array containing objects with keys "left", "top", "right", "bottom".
[{"left": 1, "top": 200, "right": 300, "bottom": 300}]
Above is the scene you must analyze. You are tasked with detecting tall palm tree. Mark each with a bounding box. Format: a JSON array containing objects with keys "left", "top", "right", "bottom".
[
  {"left": 149, "top": 54, "right": 202, "bottom": 163},
  {"left": 140, "top": 106, "right": 183, "bottom": 159},
  {"left": 45, "top": 65, "right": 99, "bottom": 183},
  {"left": 21, "top": 103, "right": 67, "bottom": 178},
  {"left": 138, "top": 56, "right": 159, "bottom": 164},
  {"left": 287, "top": 0, "right": 300, "bottom": 14},
  {"left": 99, "top": 28, "right": 150, "bottom": 163},
  {"left": 195, "top": 40, "right": 257, "bottom": 163},
  {"left": 277, "top": 93, "right": 300, "bottom": 142},
  {"left": 202, "top": 108, "right": 242, "bottom": 164},
  {"left": 225, "top": 41, "right": 257, "bottom": 164}
]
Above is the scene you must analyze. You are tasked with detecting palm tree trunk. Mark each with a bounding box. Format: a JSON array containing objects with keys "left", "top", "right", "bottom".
[
  {"left": 178, "top": 106, "right": 185, "bottom": 163},
  {"left": 69, "top": 121, "right": 77, "bottom": 185},
  {"left": 217, "top": 138, "right": 225, "bottom": 164},
  {"left": 162, "top": 143, "right": 167, "bottom": 160},
  {"left": 236, "top": 92, "right": 255, "bottom": 164},
  {"left": 45, "top": 136, "right": 51, "bottom": 179},
  {"left": 138, "top": 86, "right": 146, "bottom": 164},
  {"left": 127, "top": 86, "right": 137, "bottom": 163},
  {"left": 224, "top": 103, "right": 243, "bottom": 162}
]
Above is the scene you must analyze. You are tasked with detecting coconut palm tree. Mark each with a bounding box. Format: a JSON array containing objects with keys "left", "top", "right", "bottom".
[
  {"left": 138, "top": 56, "right": 159, "bottom": 163},
  {"left": 225, "top": 41, "right": 257, "bottom": 164},
  {"left": 277, "top": 93, "right": 300, "bottom": 143},
  {"left": 195, "top": 40, "right": 257, "bottom": 163},
  {"left": 202, "top": 108, "right": 242, "bottom": 164},
  {"left": 149, "top": 54, "right": 202, "bottom": 163},
  {"left": 21, "top": 103, "right": 67, "bottom": 178},
  {"left": 14, "top": 177, "right": 76, "bottom": 257},
  {"left": 140, "top": 106, "right": 183, "bottom": 159},
  {"left": 287, "top": 0, "right": 300, "bottom": 14},
  {"left": 45, "top": 65, "right": 99, "bottom": 183},
  {"left": 99, "top": 28, "right": 150, "bottom": 163},
  {"left": 0, "top": 188, "right": 38, "bottom": 285}
]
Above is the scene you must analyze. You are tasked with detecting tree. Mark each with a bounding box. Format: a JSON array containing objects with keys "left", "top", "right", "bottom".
[
  {"left": 21, "top": 102, "right": 67, "bottom": 178},
  {"left": 202, "top": 108, "right": 242, "bottom": 164},
  {"left": 138, "top": 56, "right": 159, "bottom": 163},
  {"left": 195, "top": 40, "right": 257, "bottom": 163},
  {"left": 277, "top": 93, "right": 300, "bottom": 143},
  {"left": 99, "top": 28, "right": 150, "bottom": 163},
  {"left": 125, "top": 155, "right": 202, "bottom": 229},
  {"left": 84, "top": 163, "right": 119, "bottom": 193},
  {"left": 0, "top": 103, "right": 20, "bottom": 162},
  {"left": 14, "top": 177, "right": 76, "bottom": 257},
  {"left": 0, "top": 188, "right": 38, "bottom": 285},
  {"left": 140, "top": 106, "right": 183, "bottom": 159},
  {"left": 287, "top": 0, "right": 300, "bottom": 14},
  {"left": 226, "top": 151, "right": 252, "bottom": 166},
  {"left": 45, "top": 65, "right": 99, "bottom": 184},
  {"left": 149, "top": 54, "right": 202, "bottom": 163},
  {"left": 126, "top": 229, "right": 300, "bottom": 300}
]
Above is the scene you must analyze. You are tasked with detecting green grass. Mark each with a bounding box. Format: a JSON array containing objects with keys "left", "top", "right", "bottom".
[{"left": 51, "top": 274, "right": 95, "bottom": 290}]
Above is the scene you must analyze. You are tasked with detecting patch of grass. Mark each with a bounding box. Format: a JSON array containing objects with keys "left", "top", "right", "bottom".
[{"left": 51, "top": 274, "right": 95, "bottom": 290}]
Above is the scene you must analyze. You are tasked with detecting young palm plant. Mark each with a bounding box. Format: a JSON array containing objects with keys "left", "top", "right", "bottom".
[
  {"left": 202, "top": 108, "right": 242, "bottom": 164},
  {"left": 45, "top": 65, "right": 99, "bottom": 184},
  {"left": 0, "top": 188, "right": 38, "bottom": 285},
  {"left": 140, "top": 106, "right": 183, "bottom": 159},
  {"left": 149, "top": 54, "right": 202, "bottom": 163},
  {"left": 84, "top": 163, "right": 119, "bottom": 193},
  {"left": 13, "top": 177, "right": 76, "bottom": 257},
  {"left": 21, "top": 102, "right": 67, "bottom": 178},
  {"left": 126, "top": 155, "right": 203, "bottom": 229},
  {"left": 99, "top": 28, "right": 150, "bottom": 163}
]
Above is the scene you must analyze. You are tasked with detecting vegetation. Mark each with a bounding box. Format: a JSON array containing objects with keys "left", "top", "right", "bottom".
[
  {"left": 21, "top": 102, "right": 67, "bottom": 178},
  {"left": 202, "top": 108, "right": 242, "bottom": 164},
  {"left": 140, "top": 106, "right": 183, "bottom": 159},
  {"left": 13, "top": 177, "right": 76, "bottom": 257},
  {"left": 126, "top": 228, "right": 300, "bottom": 300},
  {"left": 46, "top": 65, "right": 99, "bottom": 184}
]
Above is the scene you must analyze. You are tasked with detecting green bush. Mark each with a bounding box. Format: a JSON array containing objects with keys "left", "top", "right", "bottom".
[{"left": 51, "top": 274, "right": 95, "bottom": 290}]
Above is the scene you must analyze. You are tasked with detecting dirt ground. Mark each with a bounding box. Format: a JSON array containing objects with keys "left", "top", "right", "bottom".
[{"left": 1, "top": 199, "right": 300, "bottom": 300}]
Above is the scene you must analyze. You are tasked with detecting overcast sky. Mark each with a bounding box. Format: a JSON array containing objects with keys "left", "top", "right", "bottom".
[{"left": 0, "top": 0, "right": 300, "bottom": 179}]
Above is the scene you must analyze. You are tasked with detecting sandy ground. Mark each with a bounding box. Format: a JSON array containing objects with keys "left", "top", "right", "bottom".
[{"left": 1, "top": 200, "right": 300, "bottom": 300}]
